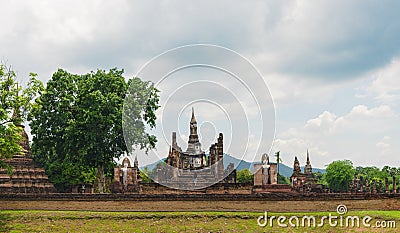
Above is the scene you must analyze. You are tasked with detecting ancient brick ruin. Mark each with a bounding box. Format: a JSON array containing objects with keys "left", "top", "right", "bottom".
[
  {"left": 253, "top": 153, "right": 292, "bottom": 193},
  {"left": 290, "top": 151, "right": 323, "bottom": 193},
  {"left": 254, "top": 153, "right": 278, "bottom": 185},
  {"left": 111, "top": 108, "right": 237, "bottom": 192},
  {"left": 350, "top": 173, "right": 399, "bottom": 194},
  {"left": 110, "top": 156, "right": 141, "bottom": 193},
  {"left": 0, "top": 121, "right": 55, "bottom": 194},
  {"left": 155, "top": 108, "right": 233, "bottom": 189}
]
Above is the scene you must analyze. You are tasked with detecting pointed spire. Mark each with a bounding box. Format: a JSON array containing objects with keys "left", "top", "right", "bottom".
[
  {"left": 190, "top": 107, "right": 196, "bottom": 123},
  {"left": 172, "top": 132, "right": 176, "bottom": 149},
  {"left": 304, "top": 150, "right": 313, "bottom": 176},
  {"left": 186, "top": 107, "right": 201, "bottom": 154},
  {"left": 293, "top": 156, "right": 301, "bottom": 173},
  {"left": 134, "top": 155, "right": 138, "bottom": 168}
]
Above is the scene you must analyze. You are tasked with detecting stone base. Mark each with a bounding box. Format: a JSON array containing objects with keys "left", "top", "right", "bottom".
[
  {"left": 0, "top": 155, "right": 56, "bottom": 194},
  {"left": 253, "top": 184, "right": 293, "bottom": 193}
]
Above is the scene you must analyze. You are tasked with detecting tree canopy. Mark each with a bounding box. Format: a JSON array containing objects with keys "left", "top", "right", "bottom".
[
  {"left": 236, "top": 169, "right": 253, "bottom": 184},
  {"left": 324, "top": 159, "right": 355, "bottom": 192},
  {"left": 29, "top": 68, "right": 159, "bottom": 192}
]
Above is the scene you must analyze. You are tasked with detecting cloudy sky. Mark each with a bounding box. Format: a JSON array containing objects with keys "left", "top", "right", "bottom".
[{"left": 2, "top": 0, "right": 399, "bottom": 168}]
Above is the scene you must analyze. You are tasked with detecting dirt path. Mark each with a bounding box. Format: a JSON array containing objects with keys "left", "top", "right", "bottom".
[{"left": 1, "top": 199, "right": 399, "bottom": 212}]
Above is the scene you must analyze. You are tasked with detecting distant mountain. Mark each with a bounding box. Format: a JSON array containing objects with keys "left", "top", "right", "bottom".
[
  {"left": 223, "top": 154, "right": 253, "bottom": 171},
  {"left": 140, "top": 159, "right": 165, "bottom": 171},
  {"left": 141, "top": 153, "right": 325, "bottom": 178},
  {"left": 223, "top": 154, "right": 325, "bottom": 177}
]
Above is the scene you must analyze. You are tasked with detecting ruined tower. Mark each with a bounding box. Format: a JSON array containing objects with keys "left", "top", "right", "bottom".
[
  {"left": 304, "top": 150, "right": 316, "bottom": 184},
  {"left": 0, "top": 109, "right": 56, "bottom": 193},
  {"left": 293, "top": 156, "right": 301, "bottom": 174},
  {"left": 186, "top": 107, "right": 202, "bottom": 155},
  {"left": 304, "top": 150, "right": 313, "bottom": 177}
]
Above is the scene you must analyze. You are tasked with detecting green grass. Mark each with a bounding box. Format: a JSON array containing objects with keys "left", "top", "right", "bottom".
[{"left": 0, "top": 210, "right": 398, "bottom": 232}]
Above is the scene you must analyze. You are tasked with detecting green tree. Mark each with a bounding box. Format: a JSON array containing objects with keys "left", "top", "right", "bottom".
[
  {"left": 140, "top": 166, "right": 153, "bottom": 183},
  {"left": 313, "top": 171, "right": 325, "bottom": 184},
  {"left": 324, "top": 160, "right": 355, "bottom": 192},
  {"left": 123, "top": 77, "right": 159, "bottom": 151},
  {"left": 278, "top": 173, "right": 289, "bottom": 185},
  {"left": 0, "top": 64, "right": 43, "bottom": 169},
  {"left": 73, "top": 69, "right": 129, "bottom": 193},
  {"left": 30, "top": 68, "right": 159, "bottom": 192},
  {"left": 356, "top": 166, "right": 386, "bottom": 182},
  {"left": 236, "top": 169, "right": 253, "bottom": 184},
  {"left": 29, "top": 69, "right": 91, "bottom": 191}
]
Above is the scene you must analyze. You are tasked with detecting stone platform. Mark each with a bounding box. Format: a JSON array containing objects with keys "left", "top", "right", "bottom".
[
  {"left": 253, "top": 184, "right": 293, "bottom": 193},
  {"left": 0, "top": 155, "right": 56, "bottom": 194}
]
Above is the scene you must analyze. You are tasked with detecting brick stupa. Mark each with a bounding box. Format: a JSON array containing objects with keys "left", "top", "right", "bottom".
[{"left": 0, "top": 111, "right": 55, "bottom": 194}]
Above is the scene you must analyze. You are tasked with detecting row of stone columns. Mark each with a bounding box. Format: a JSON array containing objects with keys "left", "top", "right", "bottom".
[{"left": 350, "top": 175, "right": 398, "bottom": 194}]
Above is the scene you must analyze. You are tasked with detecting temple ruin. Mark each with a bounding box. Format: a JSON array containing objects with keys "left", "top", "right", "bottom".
[{"left": 0, "top": 112, "right": 55, "bottom": 194}]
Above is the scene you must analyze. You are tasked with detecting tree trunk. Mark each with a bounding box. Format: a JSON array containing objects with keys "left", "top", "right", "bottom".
[{"left": 97, "top": 166, "right": 105, "bottom": 193}]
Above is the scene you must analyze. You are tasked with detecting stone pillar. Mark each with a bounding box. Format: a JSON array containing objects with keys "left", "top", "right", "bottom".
[
  {"left": 270, "top": 164, "right": 277, "bottom": 184},
  {"left": 132, "top": 167, "right": 137, "bottom": 185},
  {"left": 253, "top": 164, "right": 263, "bottom": 186},
  {"left": 262, "top": 166, "right": 270, "bottom": 185},
  {"left": 378, "top": 180, "right": 383, "bottom": 193},
  {"left": 217, "top": 133, "right": 224, "bottom": 179},
  {"left": 372, "top": 180, "right": 377, "bottom": 194},
  {"left": 114, "top": 167, "right": 120, "bottom": 182},
  {"left": 360, "top": 176, "right": 364, "bottom": 193},
  {"left": 349, "top": 180, "right": 353, "bottom": 193},
  {"left": 128, "top": 168, "right": 134, "bottom": 184},
  {"left": 393, "top": 176, "right": 397, "bottom": 194},
  {"left": 122, "top": 168, "right": 128, "bottom": 190}
]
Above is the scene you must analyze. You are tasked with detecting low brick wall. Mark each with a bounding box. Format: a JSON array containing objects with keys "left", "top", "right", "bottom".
[
  {"left": 138, "top": 182, "right": 253, "bottom": 194},
  {"left": 0, "top": 192, "right": 399, "bottom": 202}
]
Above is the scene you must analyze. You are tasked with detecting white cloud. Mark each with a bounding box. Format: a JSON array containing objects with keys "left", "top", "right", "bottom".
[
  {"left": 273, "top": 105, "right": 400, "bottom": 168},
  {"left": 358, "top": 58, "right": 400, "bottom": 105},
  {"left": 2, "top": 1, "right": 400, "bottom": 169},
  {"left": 272, "top": 138, "right": 332, "bottom": 167},
  {"left": 264, "top": 73, "right": 342, "bottom": 106},
  {"left": 2, "top": 1, "right": 400, "bottom": 82},
  {"left": 376, "top": 136, "right": 391, "bottom": 157}
]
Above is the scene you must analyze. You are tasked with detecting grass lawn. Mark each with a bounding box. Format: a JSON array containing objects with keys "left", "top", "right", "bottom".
[{"left": 0, "top": 210, "right": 399, "bottom": 232}]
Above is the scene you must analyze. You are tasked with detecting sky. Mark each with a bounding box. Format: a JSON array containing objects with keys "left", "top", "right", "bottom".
[{"left": 2, "top": 0, "right": 399, "bottom": 168}]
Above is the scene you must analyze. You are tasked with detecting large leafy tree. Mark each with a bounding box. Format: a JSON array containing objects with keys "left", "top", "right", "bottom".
[
  {"left": 356, "top": 166, "right": 388, "bottom": 182},
  {"left": 30, "top": 68, "right": 159, "bottom": 192},
  {"left": 324, "top": 160, "right": 355, "bottom": 192},
  {"left": 30, "top": 69, "right": 88, "bottom": 191},
  {"left": 0, "top": 64, "right": 43, "bottom": 169},
  {"left": 123, "top": 77, "right": 159, "bottom": 151}
]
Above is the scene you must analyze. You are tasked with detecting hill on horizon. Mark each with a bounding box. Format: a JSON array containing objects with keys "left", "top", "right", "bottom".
[{"left": 222, "top": 154, "right": 326, "bottom": 177}]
